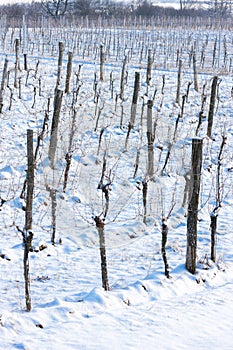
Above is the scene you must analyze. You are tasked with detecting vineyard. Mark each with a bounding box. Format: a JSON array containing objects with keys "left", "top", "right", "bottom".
[{"left": 0, "top": 17, "right": 233, "bottom": 349}]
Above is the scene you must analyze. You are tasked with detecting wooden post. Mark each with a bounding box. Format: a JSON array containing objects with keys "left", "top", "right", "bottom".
[
  {"left": 186, "top": 138, "right": 203, "bottom": 274},
  {"left": 192, "top": 48, "right": 198, "bottom": 92},
  {"left": 65, "top": 51, "right": 73, "bottom": 94},
  {"left": 210, "top": 212, "right": 217, "bottom": 262},
  {"left": 49, "top": 89, "right": 63, "bottom": 169},
  {"left": 24, "top": 129, "right": 34, "bottom": 311},
  {"left": 176, "top": 59, "right": 182, "bottom": 105},
  {"left": 142, "top": 180, "right": 148, "bottom": 225},
  {"left": 161, "top": 218, "right": 169, "bottom": 278},
  {"left": 94, "top": 216, "right": 109, "bottom": 291},
  {"left": 100, "top": 44, "right": 105, "bottom": 81},
  {"left": 55, "top": 41, "right": 64, "bottom": 91},
  {"left": 125, "top": 72, "right": 140, "bottom": 150},
  {"left": 46, "top": 185, "right": 57, "bottom": 245},
  {"left": 14, "top": 38, "right": 20, "bottom": 88},
  {"left": 147, "top": 99, "right": 154, "bottom": 178},
  {"left": 24, "top": 53, "right": 28, "bottom": 71},
  {"left": 146, "top": 48, "right": 153, "bottom": 86},
  {"left": 25, "top": 129, "right": 34, "bottom": 231},
  {"left": 0, "top": 57, "right": 8, "bottom": 114},
  {"left": 207, "top": 76, "right": 218, "bottom": 138},
  {"left": 120, "top": 55, "right": 127, "bottom": 100}
]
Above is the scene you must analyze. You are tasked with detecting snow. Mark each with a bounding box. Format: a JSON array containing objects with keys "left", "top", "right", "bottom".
[{"left": 0, "top": 23, "right": 233, "bottom": 349}]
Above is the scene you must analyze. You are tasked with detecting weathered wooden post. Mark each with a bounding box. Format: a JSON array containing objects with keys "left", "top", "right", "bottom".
[
  {"left": 192, "top": 48, "right": 198, "bottom": 92},
  {"left": 0, "top": 57, "right": 8, "bottom": 114},
  {"left": 55, "top": 41, "right": 65, "bottom": 91},
  {"left": 94, "top": 216, "right": 109, "bottom": 291},
  {"left": 125, "top": 72, "right": 140, "bottom": 150},
  {"left": 49, "top": 89, "right": 63, "bottom": 169},
  {"left": 161, "top": 218, "right": 169, "bottom": 278},
  {"left": 176, "top": 59, "right": 182, "bottom": 105},
  {"left": 186, "top": 138, "right": 203, "bottom": 274},
  {"left": 146, "top": 48, "right": 153, "bottom": 86},
  {"left": 207, "top": 76, "right": 218, "bottom": 138},
  {"left": 147, "top": 99, "right": 154, "bottom": 178},
  {"left": 100, "top": 44, "right": 105, "bottom": 81},
  {"left": 14, "top": 38, "right": 20, "bottom": 88},
  {"left": 24, "top": 129, "right": 34, "bottom": 311},
  {"left": 65, "top": 51, "right": 73, "bottom": 94},
  {"left": 120, "top": 55, "right": 127, "bottom": 100}
]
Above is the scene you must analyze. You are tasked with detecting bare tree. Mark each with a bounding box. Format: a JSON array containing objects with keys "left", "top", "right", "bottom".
[{"left": 41, "top": 0, "right": 69, "bottom": 18}]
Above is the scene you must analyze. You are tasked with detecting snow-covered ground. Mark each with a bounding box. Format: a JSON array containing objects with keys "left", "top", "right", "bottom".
[{"left": 0, "top": 24, "right": 233, "bottom": 349}]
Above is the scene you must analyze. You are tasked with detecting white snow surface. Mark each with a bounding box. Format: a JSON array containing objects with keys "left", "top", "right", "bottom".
[{"left": 0, "top": 24, "right": 233, "bottom": 349}]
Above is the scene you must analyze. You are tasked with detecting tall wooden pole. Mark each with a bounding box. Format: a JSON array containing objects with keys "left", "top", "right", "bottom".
[{"left": 186, "top": 138, "right": 203, "bottom": 274}]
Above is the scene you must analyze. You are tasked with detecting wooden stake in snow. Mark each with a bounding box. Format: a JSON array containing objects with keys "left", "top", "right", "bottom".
[
  {"left": 100, "top": 44, "right": 105, "bottom": 81},
  {"left": 25, "top": 129, "right": 34, "bottom": 231},
  {"left": 146, "top": 48, "right": 153, "bottom": 86},
  {"left": 192, "top": 48, "right": 198, "bottom": 92},
  {"left": 55, "top": 41, "right": 65, "bottom": 91},
  {"left": 161, "top": 218, "right": 169, "bottom": 278},
  {"left": 186, "top": 138, "right": 203, "bottom": 274},
  {"left": 125, "top": 72, "right": 140, "bottom": 150},
  {"left": 176, "top": 59, "right": 182, "bottom": 105},
  {"left": 147, "top": 99, "right": 154, "bottom": 178},
  {"left": 94, "top": 216, "right": 109, "bottom": 291},
  {"left": 0, "top": 57, "right": 8, "bottom": 114},
  {"left": 120, "top": 55, "right": 127, "bottom": 100},
  {"left": 49, "top": 89, "right": 63, "bottom": 169},
  {"left": 207, "top": 76, "right": 218, "bottom": 139},
  {"left": 24, "top": 129, "right": 34, "bottom": 311},
  {"left": 14, "top": 38, "right": 20, "bottom": 88},
  {"left": 65, "top": 51, "right": 73, "bottom": 94}
]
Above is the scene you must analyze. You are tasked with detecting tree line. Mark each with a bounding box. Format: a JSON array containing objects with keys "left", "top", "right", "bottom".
[{"left": 0, "top": 0, "right": 232, "bottom": 26}]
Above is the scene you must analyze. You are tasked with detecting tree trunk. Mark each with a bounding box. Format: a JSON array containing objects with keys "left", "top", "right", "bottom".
[
  {"left": 207, "top": 76, "right": 218, "bottom": 138},
  {"left": 186, "top": 138, "right": 203, "bottom": 274}
]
